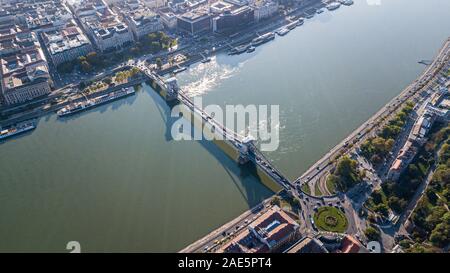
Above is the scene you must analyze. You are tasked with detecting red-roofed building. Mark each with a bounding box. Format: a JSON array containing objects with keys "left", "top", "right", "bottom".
[
  {"left": 337, "top": 235, "right": 368, "bottom": 253},
  {"left": 218, "top": 206, "right": 300, "bottom": 253}
]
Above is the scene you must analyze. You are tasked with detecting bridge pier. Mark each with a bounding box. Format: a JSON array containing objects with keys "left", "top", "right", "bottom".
[
  {"left": 164, "top": 77, "right": 179, "bottom": 102},
  {"left": 238, "top": 135, "right": 255, "bottom": 165}
]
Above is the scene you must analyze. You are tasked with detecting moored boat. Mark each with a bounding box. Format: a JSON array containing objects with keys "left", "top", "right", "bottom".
[
  {"left": 327, "top": 2, "right": 341, "bottom": 10},
  {"left": 57, "top": 87, "right": 135, "bottom": 117},
  {"left": 251, "top": 32, "right": 275, "bottom": 46},
  {"left": 0, "top": 119, "right": 37, "bottom": 141}
]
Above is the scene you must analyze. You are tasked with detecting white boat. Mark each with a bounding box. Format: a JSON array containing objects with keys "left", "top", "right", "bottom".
[
  {"left": 327, "top": 2, "right": 341, "bottom": 10},
  {"left": 229, "top": 44, "right": 250, "bottom": 55},
  {"left": 57, "top": 88, "right": 135, "bottom": 117},
  {"left": 173, "top": 66, "right": 187, "bottom": 73},
  {"left": 340, "top": 0, "right": 354, "bottom": 6},
  {"left": 251, "top": 32, "right": 275, "bottom": 46},
  {"left": 276, "top": 28, "right": 290, "bottom": 36},
  {"left": 286, "top": 21, "right": 298, "bottom": 30},
  {"left": 0, "top": 120, "right": 36, "bottom": 140}
]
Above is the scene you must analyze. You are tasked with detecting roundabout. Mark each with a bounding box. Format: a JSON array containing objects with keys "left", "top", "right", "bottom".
[{"left": 313, "top": 206, "right": 348, "bottom": 233}]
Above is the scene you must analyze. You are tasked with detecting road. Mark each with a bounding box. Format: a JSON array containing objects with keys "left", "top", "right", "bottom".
[
  {"left": 295, "top": 38, "right": 450, "bottom": 190},
  {"left": 180, "top": 37, "right": 450, "bottom": 252}
]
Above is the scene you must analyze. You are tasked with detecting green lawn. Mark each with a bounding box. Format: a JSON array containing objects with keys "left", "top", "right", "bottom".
[
  {"left": 326, "top": 178, "right": 337, "bottom": 194},
  {"left": 313, "top": 206, "right": 348, "bottom": 233},
  {"left": 301, "top": 183, "right": 311, "bottom": 195},
  {"left": 314, "top": 181, "right": 323, "bottom": 196}
]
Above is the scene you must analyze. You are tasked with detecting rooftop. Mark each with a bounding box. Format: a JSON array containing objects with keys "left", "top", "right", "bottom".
[
  {"left": 42, "top": 25, "right": 91, "bottom": 55},
  {"left": 285, "top": 236, "right": 329, "bottom": 253}
]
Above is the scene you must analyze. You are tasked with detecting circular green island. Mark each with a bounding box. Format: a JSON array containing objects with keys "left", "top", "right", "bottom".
[{"left": 313, "top": 206, "right": 348, "bottom": 233}]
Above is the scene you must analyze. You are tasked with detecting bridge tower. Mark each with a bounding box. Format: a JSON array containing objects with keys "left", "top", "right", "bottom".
[
  {"left": 238, "top": 135, "right": 256, "bottom": 165},
  {"left": 165, "top": 77, "right": 179, "bottom": 101}
]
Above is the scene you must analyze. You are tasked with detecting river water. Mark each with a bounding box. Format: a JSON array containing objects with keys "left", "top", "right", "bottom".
[{"left": 0, "top": 0, "right": 449, "bottom": 252}]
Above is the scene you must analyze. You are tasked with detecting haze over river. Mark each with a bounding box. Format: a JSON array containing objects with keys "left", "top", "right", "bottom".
[{"left": 1, "top": 0, "right": 449, "bottom": 252}]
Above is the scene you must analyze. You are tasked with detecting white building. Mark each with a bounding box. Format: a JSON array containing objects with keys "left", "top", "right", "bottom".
[
  {"left": 158, "top": 7, "right": 178, "bottom": 29},
  {"left": 142, "top": 0, "right": 167, "bottom": 9},
  {"left": 0, "top": 30, "right": 51, "bottom": 105},
  {"left": 72, "top": 0, "right": 134, "bottom": 52},
  {"left": 108, "top": 0, "right": 163, "bottom": 41},
  {"left": 41, "top": 25, "right": 93, "bottom": 66},
  {"left": 1, "top": 0, "right": 75, "bottom": 33},
  {"left": 252, "top": 0, "right": 278, "bottom": 22}
]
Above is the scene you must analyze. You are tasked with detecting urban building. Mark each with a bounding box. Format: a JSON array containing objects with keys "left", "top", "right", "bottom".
[
  {"left": 116, "top": 1, "right": 164, "bottom": 40},
  {"left": 142, "top": 0, "right": 167, "bottom": 9},
  {"left": 158, "top": 7, "right": 178, "bottom": 29},
  {"left": 389, "top": 139, "right": 418, "bottom": 181},
  {"left": 71, "top": 0, "right": 133, "bottom": 52},
  {"left": 212, "top": 5, "right": 254, "bottom": 33},
  {"left": 388, "top": 106, "right": 439, "bottom": 181},
  {"left": 0, "top": 9, "right": 15, "bottom": 25},
  {"left": 223, "top": 0, "right": 249, "bottom": 6},
  {"left": 1, "top": 0, "right": 75, "bottom": 33},
  {"left": 177, "top": 8, "right": 211, "bottom": 35},
  {"left": 284, "top": 236, "right": 329, "bottom": 253},
  {"left": 335, "top": 235, "right": 368, "bottom": 253},
  {"left": 41, "top": 24, "right": 93, "bottom": 66},
  {"left": 0, "top": 25, "right": 39, "bottom": 56},
  {"left": 0, "top": 30, "right": 51, "bottom": 105},
  {"left": 210, "top": 1, "right": 234, "bottom": 14},
  {"left": 252, "top": 0, "right": 278, "bottom": 22},
  {"left": 218, "top": 206, "right": 300, "bottom": 253}
]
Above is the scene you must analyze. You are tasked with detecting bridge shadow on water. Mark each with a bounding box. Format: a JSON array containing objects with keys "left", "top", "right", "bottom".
[{"left": 145, "top": 84, "right": 274, "bottom": 209}]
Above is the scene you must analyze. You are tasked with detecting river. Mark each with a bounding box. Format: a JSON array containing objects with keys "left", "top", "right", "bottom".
[{"left": 0, "top": 0, "right": 449, "bottom": 252}]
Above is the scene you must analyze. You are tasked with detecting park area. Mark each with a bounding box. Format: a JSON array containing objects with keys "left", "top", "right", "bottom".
[{"left": 313, "top": 206, "right": 348, "bottom": 233}]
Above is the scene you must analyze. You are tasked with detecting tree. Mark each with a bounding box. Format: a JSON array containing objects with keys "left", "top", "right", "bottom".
[
  {"left": 78, "top": 56, "right": 87, "bottom": 64},
  {"left": 365, "top": 226, "right": 381, "bottom": 241},
  {"left": 388, "top": 196, "right": 406, "bottom": 214},
  {"left": 271, "top": 196, "right": 281, "bottom": 206},
  {"left": 86, "top": 52, "right": 100, "bottom": 66},
  {"left": 151, "top": 41, "right": 161, "bottom": 52},
  {"left": 425, "top": 207, "right": 447, "bottom": 231},
  {"left": 371, "top": 190, "right": 384, "bottom": 204},
  {"left": 429, "top": 222, "right": 449, "bottom": 247},
  {"left": 374, "top": 203, "right": 389, "bottom": 217},
  {"left": 156, "top": 58, "right": 163, "bottom": 70},
  {"left": 332, "top": 156, "right": 362, "bottom": 191},
  {"left": 80, "top": 61, "right": 92, "bottom": 73},
  {"left": 385, "top": 138, "right": 395, "bottom": 151},
  {"left": 372, "top": 137, "right": 387, "bottom": 155},
  {"left": 370, "top": 154, "right": 383, "bottom": 165},
  {"left": 103, "top": 77, "right": 112, "bottom": 85},
  {"left": 147, "top": 32, "right": 158, "bottom": 42},
  {"left": 57, "top": 61, "right": 74, "bottom": 74},
  {"left": 291, "top": 198, "right": 300, "bottom": 208}
]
